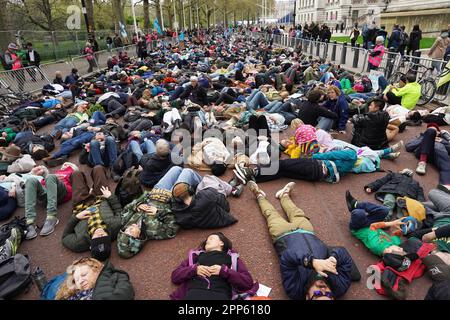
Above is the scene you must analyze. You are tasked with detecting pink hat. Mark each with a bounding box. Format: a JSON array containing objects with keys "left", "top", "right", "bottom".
[{"left": 295, "top": 125, "right": 317, "bottom": 145}]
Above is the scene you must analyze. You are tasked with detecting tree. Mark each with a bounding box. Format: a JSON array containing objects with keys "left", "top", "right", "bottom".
[
  {"left": 143, "top": 0, "right": 150, "bottom": 32},
  {"left": 112, "top": 0, "right": 126, "bottom": 34},
  {"left": 0, "top": 0, "right": 14, "bottom": 51},
  {"left": 85, "top": 0, "right": 95, "bottom": 35}
]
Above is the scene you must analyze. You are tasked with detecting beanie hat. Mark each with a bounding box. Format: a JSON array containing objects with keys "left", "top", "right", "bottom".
[
  {"left": 427, "top": 123, "right": 441, "bottom": 132},
  {"left": 382, "top": 253, "right": 412, "bottom": 272},
  {"left": 295, "top": 125, "right": 317, "bottom": 145},
  {"left": 90, "top": 235, "right": 112, "bottom": 261},
  {"left": 172, "top": 182, "right": 190, "bottom": 199}
]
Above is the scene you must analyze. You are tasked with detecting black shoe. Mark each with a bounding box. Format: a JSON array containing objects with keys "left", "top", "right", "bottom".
[
  {"left": 398, "top": 122, "right": 407, "bottom": 133},
  {"left": 345, "top": 190, "right": 357, "bottom": 212},
  {"left": 228, "top": 176, "right": 238, "bottom": 188},
  {"left": 437, "top": 184, "right": 450, "bottom": 195},
  {"left": 44, "top": 156, "right": 67, "bottom": 168}
]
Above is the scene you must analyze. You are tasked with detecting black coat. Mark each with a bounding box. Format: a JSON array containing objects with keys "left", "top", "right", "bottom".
[
  {"left": 351, "top": 110, "right": 390, "bottom": 150},
  {"left": 172, "top": 188, "right": 237, "bottom": 229},
  {"left": 425, "top": 280, "right": 450, "bottom": 300},
  {"left": 139, "top": 154, "right": 174, "bottom": 188},
  {"left": 408, "top": 30, "right": 422, "bottom": 52},
  {"left": 179, "top": 84, "right": 207, "bottom": 106},
  {"left": 365, "top": 172, "right": 425, "bottom": 202},
  {"left": 92, "top": 260, "right": 135, "bottom": 300},
  {"left": 297, "top": 100, "right": 338, "bottom": 127}
]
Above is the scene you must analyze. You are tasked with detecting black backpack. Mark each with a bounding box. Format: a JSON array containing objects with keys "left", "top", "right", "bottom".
[
  {"left": 114, "top": 167, "right": 142, "bottom": 207},
  {"left": 112, "top": 148, "right": 139, "bottom": 176},
  {"left": 361, "top": 75, "right": 373, "bottom": 93},
  {"left": 0, "top": 217, "right": 27, "bottom": 248},
  {"left": 0, "top": 254, "right": 32, "bottom": 299}
]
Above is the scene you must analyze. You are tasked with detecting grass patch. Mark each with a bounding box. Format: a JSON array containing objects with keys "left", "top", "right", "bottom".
[{"left": 330, "top": 36, "right": 435, "bottom": 49}]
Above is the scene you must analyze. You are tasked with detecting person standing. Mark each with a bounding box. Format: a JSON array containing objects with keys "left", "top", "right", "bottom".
[
  {"left": 3, "top": 43, "right": 24, "bottom": 91},
  {"left": 106, "top": 35, "right": 113, "bottom": 52},
  {"left": 407, "top": 25, "right": 422, "bottom": 56},
  {"left": 388, "top": 24, "right": 402, "bottom": 52},
  {"left": 83, "top": 42, "right": 96, "bottom": 73},
  {"left": 428, "top": 31, "right": 450, "bottom": 74},
  {"left": 113, "top": 34, "right": 123, "bottom": 48},
  {"left": 25, "top": 42, "right": 41, "bottom": 82},
  {"left": 368, "top": 36, "right": 386, "bottom": 71},
  {"left": 349, "top": 24, "right": 360, "bottom": 47}
]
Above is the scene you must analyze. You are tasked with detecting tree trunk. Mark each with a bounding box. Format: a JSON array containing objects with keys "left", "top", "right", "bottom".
[
  {"left": 154, "top": 0, "right": 162, "bottom": 27},
  {"left": 112, "top": 0, "right": 126, "bottom": 36},
  {"left": 143, "top": 0, "right": 150, "bottom": 33},
  {"left": 85, "top": 0, "right": 95, "bottom": 35},
  {"left": 0, "top": 0, "right": 13, "bottom": 52}
]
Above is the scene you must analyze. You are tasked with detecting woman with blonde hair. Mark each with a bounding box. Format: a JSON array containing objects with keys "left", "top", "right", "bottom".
[{"left": 55, "top": 257, "right": 134, "bottom": 300}]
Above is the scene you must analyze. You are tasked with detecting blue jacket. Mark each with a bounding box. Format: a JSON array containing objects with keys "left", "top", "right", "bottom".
[
  {"left": 322, "top": 94, "right": 349, "bottom": 130},
  {"left": 313, "top": 149, "right": 357, "bottom": 182},
  {"left": 275, "top": 231, "right": 353, "bottom": 300},
  {"left": 388, "top": 29, "right": 402, "bottom": 50}
]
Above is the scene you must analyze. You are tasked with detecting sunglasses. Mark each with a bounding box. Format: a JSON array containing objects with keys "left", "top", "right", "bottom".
[{"left": 310, "top": 291, "right": 334, "bottom": 300}]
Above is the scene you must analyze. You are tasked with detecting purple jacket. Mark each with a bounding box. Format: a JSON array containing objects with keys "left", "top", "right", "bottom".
[{"left": 170, "top": 249, "right": 258, "bottom": 300}]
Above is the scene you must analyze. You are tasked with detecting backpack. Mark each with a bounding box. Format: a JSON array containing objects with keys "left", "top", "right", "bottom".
[
  {"left": 401, "top": 32, "right": 409, "bottom": 46},
  {"left": 0, "top": 254, "right": 32, "bottom": 299},
  {"left": 112, "top": 148, "right": 139, "bottom": 176},
  {"left": 0, "top": 217, "right": 27, "bottom": 248},
  {"left": 41, "top": 272, "right": 67, "bottom": 300},
  {"left": 361, "top": 75, "right": 373, "bottom": 93},
  {"left": 115, "top": 167, "right": 142, "bottom": 207}
]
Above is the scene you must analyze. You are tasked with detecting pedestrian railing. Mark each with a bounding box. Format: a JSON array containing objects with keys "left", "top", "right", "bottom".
[{"left": 0, "top": 66, "right": 49, "bottom": 95}]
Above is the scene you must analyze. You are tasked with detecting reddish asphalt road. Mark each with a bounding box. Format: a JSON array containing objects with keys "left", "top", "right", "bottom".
[{"left": 14, "top": 121, "right": 438, "bottom": 300}]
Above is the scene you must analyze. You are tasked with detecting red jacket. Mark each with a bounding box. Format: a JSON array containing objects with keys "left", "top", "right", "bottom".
[{"left": 41, "top": 166, "right": 74, "bottom": 203}]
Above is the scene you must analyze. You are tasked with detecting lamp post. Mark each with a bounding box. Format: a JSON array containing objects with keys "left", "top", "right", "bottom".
[
  {"left": 160, "top": 0, "right": 165, "bottom": 31},
  {"left": 80, "top": 0, "right": 91, "bottom": 36},
  {"left": 293, "top": 0, "right": 297, "bottom": 27}
]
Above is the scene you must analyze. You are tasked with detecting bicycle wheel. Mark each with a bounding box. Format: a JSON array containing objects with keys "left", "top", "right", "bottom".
[
  {"left": 417, "top": 78, "right": 437, "bottom": 106},
  {"left": 389, "top": 71, "right": 404, "bottom": 85}
]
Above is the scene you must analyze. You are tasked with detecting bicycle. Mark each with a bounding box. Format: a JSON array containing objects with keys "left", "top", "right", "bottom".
[
  {"left": 0, "top": 78, "right": 32, "bottom": 114},
  {"left": 387, "top": 57, "right": 437, "bottom": 106}
]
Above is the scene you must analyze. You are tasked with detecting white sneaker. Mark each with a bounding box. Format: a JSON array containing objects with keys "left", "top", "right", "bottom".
[
  {"left": 275, "top": 182, "right": 296, "bottom": 199},
  {"left": 416, "top": 162, "right": 427, "bottom": 175},
  {"left": 391, "top": 140, "right": 404, "bottom": 153}
]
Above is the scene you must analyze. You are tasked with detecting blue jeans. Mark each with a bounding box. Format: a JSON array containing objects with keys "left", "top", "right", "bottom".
[
  {"left": 264, "top": 101, "right": 283, "bottom": 113},
  {"left": 51, "top": 116, "right": 78, "bottom": 136},
  {"left": 246, "top": 90, "right": 269, "bottom": 111},
  {"left": 317, "top": 117, "right": 334, "bottom": 131},
  {"left": 52, "top": 131, "right": 94, "bottom": 159},
  {"left": 14, "top": 130, "right": 33, "bottom": 142},
  {"left": 154, "top": 166, "right": 202, "bottom": 193},
  {"left": 127, "top": 140, "right": 156, "bottom": 162},
  {"left": 349, "top": 202, "right": 389, "bottom": 230},
  {"left": 348, "top": 93, "right": 375, "bottom": 101},
  {"left": 88, "top": 136, "right": 118, "bottom": 167},
  {"left": 89, "top": 111, "right": 106, "bottom": 126}
]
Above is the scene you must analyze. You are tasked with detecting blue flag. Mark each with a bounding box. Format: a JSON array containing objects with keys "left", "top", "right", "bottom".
[
  {"left": 119, "top": 21, "right": 127, "bottom": 38},
  {"left": 154, "top": 19, "right": 162, "bottom": 35},
  {"left": 179, "top": 31, "right": 185, "bottom": 41}
]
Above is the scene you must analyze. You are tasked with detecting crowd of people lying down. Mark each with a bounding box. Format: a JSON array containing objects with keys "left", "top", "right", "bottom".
[{"left": 0, "top": 27, "right": 449, "bottom": 301}]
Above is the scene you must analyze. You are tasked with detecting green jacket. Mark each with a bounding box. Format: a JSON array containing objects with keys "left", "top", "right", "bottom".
[
  {"left": 62, "top": 195, "right": 122, "bottom": 252},
  {"left": 391, "top": 82, "right": 421, "bottom": 110},
  {"left": 92, "top": 260, "right": 135, "bottom": 300},
  {"left": 351, "top": 227, "right": 401, "bottom": 256},
  {"left": 0, "top": 128, "right": 17, "bottom": 143},
  {"left": 117, "top": 191, "right": 179, "bottom": 258}
]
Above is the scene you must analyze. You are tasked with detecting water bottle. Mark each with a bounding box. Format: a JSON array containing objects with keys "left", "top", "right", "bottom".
[{"left": 32, "top": 267, "right": 48, "bottom": 293}]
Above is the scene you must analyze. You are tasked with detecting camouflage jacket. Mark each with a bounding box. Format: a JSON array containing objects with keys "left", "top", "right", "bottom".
[{"left": 117, "top": 191, "right": 179, "bottom": 258}]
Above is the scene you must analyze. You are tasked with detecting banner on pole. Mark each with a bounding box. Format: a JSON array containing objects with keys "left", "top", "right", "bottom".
[{"left": 154, "top": 19, "right": 163, "bottom": 35}]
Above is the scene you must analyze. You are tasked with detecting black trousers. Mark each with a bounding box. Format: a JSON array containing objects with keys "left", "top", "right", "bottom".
[
  {"left": 418, "top": 128, "right": 437, "bottom": 160},
  {"left": 385, "top": 91, "right": 402, "bottom": 105},
  {"left": 255, "top": 158, "right": 324, "bottom": 183},
  {"left": 423, "top": 113, "right": 447, "bottom": 126}
]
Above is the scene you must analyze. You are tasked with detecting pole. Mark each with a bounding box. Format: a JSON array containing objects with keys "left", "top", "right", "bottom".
[
  {"left": 173, "top": 0, "right": 178, "bottom": 36},
  {"left": 182, "top": 0, "right": 186, "bottom": 30},
  {"left": 160, "top": 0, "right": 165, "bottom": 31},
  {"left": 131, "top": 0, "right": 138, "bottom": 35},
  {"left": 213, "top": 0, "right": 216, "bottom": 27},
  {"left": 293, "top": 0, "right": 297, "bottom": 27},
  {"left": 196, "top": 2, "right": 200, "bottom": 29},
  {"left": 80, "top": 0, "right": 91, "bottom": 36}
]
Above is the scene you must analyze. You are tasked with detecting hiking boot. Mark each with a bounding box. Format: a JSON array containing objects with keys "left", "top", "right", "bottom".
[
  {"left": 416, "top": 162, "right": 427, "bottom": 175},
  {"left": 384, "top": 152, "right": 400, "bottom": 160},
  {"left": 275, "top": 182, "right": 296, "bottom": 199},
  {"left": 248, "top": 180, "right": 266, "bottom": 198},
  {"left": 44, "top": 156, "right": 67, "bottom": 168},
  {"left": 25, "top": 225, "right": 38, "bottom": 240},
  {"left": 390, "top": 140, "right": 404, "bottom": 153},
  {"left": 231, "top": 185, "right": 244, "bottom": 198},
  {"left": 345, "top": 190, "right": 358, "bottom": 212},
  {"left": 39, "top": 217, "right": 59, "bottom": 236},
  {"left": 234, "top": 164, "right": 255, "bottom": 184}
]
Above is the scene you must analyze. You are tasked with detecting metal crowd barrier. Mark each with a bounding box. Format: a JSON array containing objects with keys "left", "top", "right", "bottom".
[{"left": 0, "top": 66, "right": 50, "bottom": 95}]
